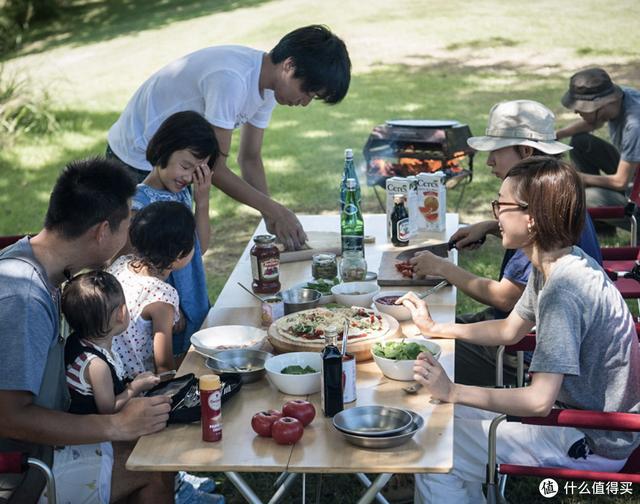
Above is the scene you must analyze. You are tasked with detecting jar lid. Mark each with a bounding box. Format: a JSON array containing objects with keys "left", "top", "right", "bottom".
[
  {"left": 200, "top": 374, "right": 221, "bottom": 390},
  {"left": 253, "top": 234, "right": 276, "bottom": 244},
  {"left": 313, "top": 253, "right": 336, "bottom": 262}
]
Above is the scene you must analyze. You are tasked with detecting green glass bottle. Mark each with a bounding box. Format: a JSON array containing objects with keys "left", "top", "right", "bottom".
[{"left": 341, "top": 178, "right": 364, "bottom": 254}]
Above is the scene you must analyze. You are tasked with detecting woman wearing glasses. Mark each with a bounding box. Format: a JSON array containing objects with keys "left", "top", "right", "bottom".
[
  {"left": 409, "top": 100, "right": 602, "bottom": 387},
  {"left": 401, "top": 157, "right": 640, "bottom": 504}
]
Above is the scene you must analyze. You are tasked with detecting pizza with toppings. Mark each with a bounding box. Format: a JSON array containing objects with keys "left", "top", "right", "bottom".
[{"left": 275, "top": 306, "right": 389, "bottom": 344}]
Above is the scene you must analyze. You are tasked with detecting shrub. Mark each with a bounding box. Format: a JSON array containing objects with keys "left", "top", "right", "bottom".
[
  {"left": 0, "top": 65, "right": 58, "bottom": 141},
  {"left": 0, "top": 0, "right": 66, "bottom": 54}
]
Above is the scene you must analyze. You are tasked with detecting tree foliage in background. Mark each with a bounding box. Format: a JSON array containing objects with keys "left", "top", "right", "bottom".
[{"left": 0, "top": 0, "right": 66, "bottom": 54}]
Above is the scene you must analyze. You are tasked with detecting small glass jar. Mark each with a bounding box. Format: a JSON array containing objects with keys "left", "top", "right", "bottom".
[
  {"left": 339, "top": 250, "right": 367, "bottom": 282},
  {"left": 250, "top": 234, "right": 281, "bottom": 295},
  {"left": 312, "top": 253, "right": 338, "bottom": 280}
]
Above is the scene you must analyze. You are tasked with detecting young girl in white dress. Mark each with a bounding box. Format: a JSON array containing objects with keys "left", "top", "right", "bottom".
[{"left": 109, "top": 201, "right": 195, "bottom": 379}]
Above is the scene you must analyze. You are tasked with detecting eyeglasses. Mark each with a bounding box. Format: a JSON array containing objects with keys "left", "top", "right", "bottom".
[{"left": 491, "top": 199, "right": 529, "bottom": 219}]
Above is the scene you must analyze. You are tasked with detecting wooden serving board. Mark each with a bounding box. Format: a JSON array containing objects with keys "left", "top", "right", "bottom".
[
  {"left": 378, "top": 249, "right": 448, "bottom": 286},
  {"left": 267, "top": 312, "right": 400, "bottom": 362},
  {"left": 278, "top": 231, "right": 341, "bottom": 264}
]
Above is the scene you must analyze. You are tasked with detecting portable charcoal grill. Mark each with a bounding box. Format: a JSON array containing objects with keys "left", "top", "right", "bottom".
[{"left": 362, "top": 119, "right": 475, "bottom": 210}]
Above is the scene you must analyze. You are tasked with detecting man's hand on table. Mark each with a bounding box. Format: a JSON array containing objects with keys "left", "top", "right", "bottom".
[
  {"left": 110, "top": 396, "right": 172, "bottom": 440},
  {"left": 264, "top": 203, "right": 307, "bottom": 251}
]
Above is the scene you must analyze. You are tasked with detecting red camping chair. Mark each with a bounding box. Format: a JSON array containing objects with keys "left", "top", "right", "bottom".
[
  {"left": 0, "top": 452, "right": 56, "bottom": 504},
  {"left": 588, "top": 168, "right": 640, "bottom": 247},
  {"left": 488, "top": 330, "right": 640, "bottom": 503}
]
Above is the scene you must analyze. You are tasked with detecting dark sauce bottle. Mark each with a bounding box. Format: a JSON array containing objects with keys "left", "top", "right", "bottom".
[
  {"left": 391, "top": 193, "right": 410, "bottom": 247},
  {"left": 320, "top": 326, "right": 344, "bottom": 417}
]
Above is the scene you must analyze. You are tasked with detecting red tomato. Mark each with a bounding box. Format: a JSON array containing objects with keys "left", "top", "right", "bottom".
[
  {"left": 251, "top": 410, "right": 283, "bottom": 437},
  {"left": 282, "top": 400, "right": 316, "bottom": 427},
  {"left": 271, "top": 417, "right": 304, "bottom": 445}
]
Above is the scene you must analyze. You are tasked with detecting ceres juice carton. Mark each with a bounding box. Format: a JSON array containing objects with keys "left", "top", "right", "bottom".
[
  {"left": 385, "top": 176, "right": 419, "bottom": 241},
  {"left": 416, "top": 172, "right": 446, "bottom": 232}
]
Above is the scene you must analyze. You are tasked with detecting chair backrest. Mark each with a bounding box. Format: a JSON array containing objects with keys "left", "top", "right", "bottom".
[{"left": 0, "top": 235, "right": 25, "bottom": 250}]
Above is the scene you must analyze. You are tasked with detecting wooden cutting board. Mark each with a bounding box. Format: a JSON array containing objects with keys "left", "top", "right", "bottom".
[
  {"left": 268, "top": 313, "right": 400, "bottom": 362},
  {"left": 278, "top": 231, "right": 341, "bottom": 264},
  {"left": 378, "top": 249, "right": 448, "bottom": 286}
]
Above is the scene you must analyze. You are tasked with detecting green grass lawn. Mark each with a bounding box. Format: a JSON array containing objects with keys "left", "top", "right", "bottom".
[{"left": 2, "top": 0, "right": 640, "bottom": 501}]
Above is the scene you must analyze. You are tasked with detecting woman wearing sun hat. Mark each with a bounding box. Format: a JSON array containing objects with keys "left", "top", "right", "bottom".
[{"left": 409, "top": 99, "right": 602, "bottom": 387}]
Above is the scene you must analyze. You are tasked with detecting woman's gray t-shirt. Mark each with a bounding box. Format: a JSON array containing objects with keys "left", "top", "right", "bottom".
[{"left": 515, "top": 246, "right": 640, "bottom": 459}]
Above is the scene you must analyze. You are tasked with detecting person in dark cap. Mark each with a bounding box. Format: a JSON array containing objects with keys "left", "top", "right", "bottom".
[{"left": 557, "top": 68, "right": 640, "bottom": 231}]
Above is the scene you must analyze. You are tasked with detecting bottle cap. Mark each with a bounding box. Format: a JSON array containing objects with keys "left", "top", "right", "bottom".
[
  {"left": 393, "top": 194, "right": 405, "bottom": 204},
  {"left": 200, "top": 374, "right": 221, "bottom": 391},
  {"left": 346, "top": 178, "right": 357, "bottom": 189},
  {"left": 345, "top": 148, "right": 353, "bottom": 159}
]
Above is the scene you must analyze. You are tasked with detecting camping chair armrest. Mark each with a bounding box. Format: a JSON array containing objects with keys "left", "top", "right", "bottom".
[
  {"left": 505, "top": 333, "right": 536, "bottom": 352},
  {"left": 588, "top": 206, "right": 627, "bottom": 220},
  {"left": 507, "top": 409, "right": 640, "bottom": 432},
  {"left": 600, "top": 247, "right": 640, "bottom": 261}
]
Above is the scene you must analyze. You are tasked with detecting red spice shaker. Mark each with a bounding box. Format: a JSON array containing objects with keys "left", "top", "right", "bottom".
[{"left": 200, "top": 374, "right": 222, "bottom": 442}]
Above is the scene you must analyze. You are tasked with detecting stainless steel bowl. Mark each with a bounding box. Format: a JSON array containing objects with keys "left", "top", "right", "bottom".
[
  {"left": 337, "top": 410, "right": 424, "bottom": 449},
  {"left": 281, "top": 288, "right": 321, "bottom": 314},
  {"left": 332, "top": 406, "right": 413, "bottom": 437},
  {"left": 205, "top": 349, "right": 272, "bottom": 383}
]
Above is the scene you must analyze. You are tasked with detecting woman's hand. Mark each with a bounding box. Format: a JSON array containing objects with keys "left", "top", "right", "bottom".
[
  {"left": 413, "top": 351, "right": 454, "bottom": 402},
  {"left": 410, "top": 250, "right": 447, "bottom": 277},
  {"left": 129, "top": 371, "right": 161, "bottom": 395},
  {"left": 398, "top": 291, "right": 436, "bottom": 335},
  {"left": 193, "top": 163, "right": 213, "bottom": 206}
]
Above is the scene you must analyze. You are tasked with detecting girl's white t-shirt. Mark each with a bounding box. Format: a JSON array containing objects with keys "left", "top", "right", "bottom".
[
  {"left": 108, "top": 255, "right": 180, "bottom": 379},
  {"left": 107, "top": 45, "right": 277, "bottom": 171}
]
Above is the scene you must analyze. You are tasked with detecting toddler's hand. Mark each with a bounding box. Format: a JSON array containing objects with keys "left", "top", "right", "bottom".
[{"left": 130, "top": 371, "right": 161, "bottom": 395}]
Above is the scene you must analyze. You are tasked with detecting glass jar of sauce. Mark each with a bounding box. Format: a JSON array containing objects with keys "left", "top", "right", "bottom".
[
  {"left": 339, "top": 250, "right": 367, "bottom": 282},
  {"left": 251, "top": 234, "right": 281, "bottom": 294},
  {"left": 312, "top": 253, "right": 338, "bottom": 280}
]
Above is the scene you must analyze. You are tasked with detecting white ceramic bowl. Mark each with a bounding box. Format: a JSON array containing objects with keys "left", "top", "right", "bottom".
[
  {"left": 190, "top": 325, "right": 267, "bottom": 358},
  {"left": 373, "top": 291, "right": 411, "bottom": 321},
  {"left": 264, "top": 352, "right": 322, "bottom": 395},
  {"left": 331, "top": 281, "right": 380, "bottom": 307},
  {"left": 371, "top": 338, "right": 441, "bottom": 381}
]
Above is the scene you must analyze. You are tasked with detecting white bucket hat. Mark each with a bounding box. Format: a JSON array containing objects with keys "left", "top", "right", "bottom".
[{"left": 467, "top": 100, "right": 572, "bottom": 155}]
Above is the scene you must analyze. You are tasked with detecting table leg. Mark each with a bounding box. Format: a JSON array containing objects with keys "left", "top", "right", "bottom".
[
  {"left": 356, "top": 473, "right": 393, "bottom": 504},
  {"left": 225, "top": 472, "right": 263, "bottom": 504},
  {"left": 267, "top": 472, "right": 299, "bottom": 504}
]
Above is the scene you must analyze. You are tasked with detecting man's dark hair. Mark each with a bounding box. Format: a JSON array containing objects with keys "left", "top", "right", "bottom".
[
  {"left": 506, "top": 156, "right": 585, "bottom": 252},
  {"left": 44, "top": 158, "right": 136, "bottom": 238},
  {"left": 129, "top": 201, "right": 195, "bottom": 271},
  {"left": 270, "top": 25, "right": 351, "bottom": 104},
  {"left": 146, "top": 111, "right": 220, "bottom": 169},
  {"left": 62, "top": 270, "right": 126, "bottom": 340}
]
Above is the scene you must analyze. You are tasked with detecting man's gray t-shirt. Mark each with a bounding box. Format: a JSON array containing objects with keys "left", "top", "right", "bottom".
[
  {"left": 609, "top": 86, "right": 640, "bottom": 163},
  {"left": 0, "top": 238, "right": 67, "bottom": 409},
  {"left": 515, "top": 246, "right": 640, "bottom": 459}
]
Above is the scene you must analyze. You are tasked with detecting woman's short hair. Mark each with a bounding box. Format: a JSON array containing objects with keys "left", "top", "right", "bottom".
[
  {"left": 270, "top": 25, "right": 351, "bottom": 104},
  {"left": 61, "top": 271, "right": 125, "bottom": 340},
  {"left": 146, "top": 111, "right": 220, "bottom": 169},
  {"left": 129, "top": 201, "right": 195, "bottom": 271},
  {"left": 505, "top": 156, "right": 585, "bottom": 252}
]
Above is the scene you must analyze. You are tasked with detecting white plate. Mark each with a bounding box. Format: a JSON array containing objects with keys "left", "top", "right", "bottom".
[
  {"left": 190, "top": 325, "right": 267, "bottom": 358},
  {"left": 385, "top": 119, "right": 459, "bottom": 128},
  {"left": 292, "top": 279, "right": 338, "bottom": 304}
]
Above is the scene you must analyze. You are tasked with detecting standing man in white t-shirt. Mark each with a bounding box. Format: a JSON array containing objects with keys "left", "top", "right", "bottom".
[{"left": 107, "top": 25, "right": 351, "bottom": 250}]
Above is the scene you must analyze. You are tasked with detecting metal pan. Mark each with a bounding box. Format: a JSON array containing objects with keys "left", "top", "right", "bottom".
[{"left": 337, "top": 410, "right": 424, "bottom": 449}]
